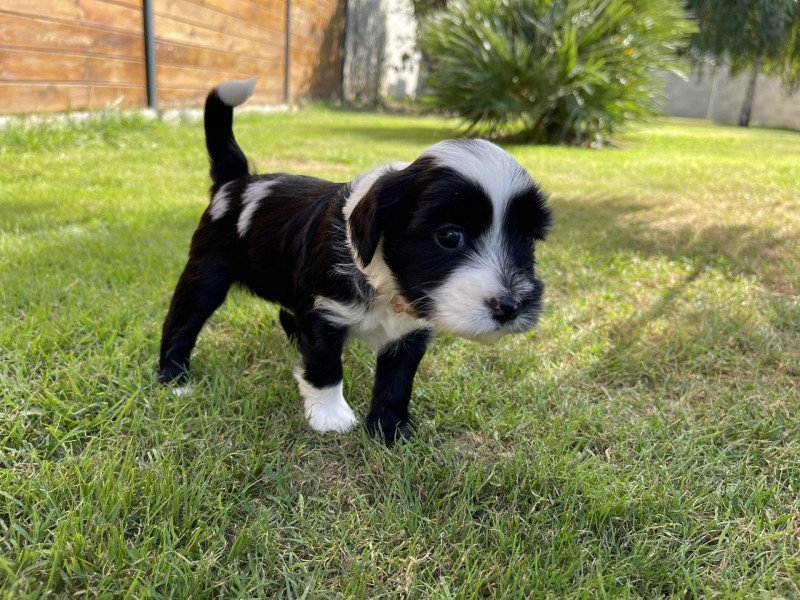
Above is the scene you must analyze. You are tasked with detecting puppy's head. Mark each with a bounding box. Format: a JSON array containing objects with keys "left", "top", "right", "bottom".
[{"left": 346, "top": 139, "right": 551, "bottom": 342}]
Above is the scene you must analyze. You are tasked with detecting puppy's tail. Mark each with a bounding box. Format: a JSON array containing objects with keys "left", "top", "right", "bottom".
[{"left": 204, "top": 78, "right": 256, "bottom": 188}]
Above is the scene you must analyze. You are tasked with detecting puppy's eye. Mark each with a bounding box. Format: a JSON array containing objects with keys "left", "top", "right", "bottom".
[{"left": 435, "top": 227, "right": 464, "bottom": 249}]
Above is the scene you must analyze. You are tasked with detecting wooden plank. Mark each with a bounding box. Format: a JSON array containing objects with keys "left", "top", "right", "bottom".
[
  {"left": 287, "top": 0, "right": 343, "bottom": 100},
  {"left": 0, "top": 48, "right": 144, "bottom": 85},
  {"left": 289, "top": 47, "right": 322, "bottom": 64},
  {"left": 290, "top": 6, "right": 316, "bottom": 35},
  {"left": 0, "top": 12, "right": 144, "bottom": 59},
  {"left": 181, "top": 0, "right": 286, "bottom": 23},
  {"left": 288, "top": 68, "right": 316, "bottom": 84},
  {"left": 0, "top": 0, "right": 342, "bottom": 112},
  {"left": 290, "top": 2, "right": 342, "bottom": 41},
  {"left": 157, "top": 85, "right": 282, "bottom": 107},
  {"left": 158, "top": 81, "right": 283, "bottom": 94},
  {"left": 156, "top": 0, "right": 285, "bottom": 38},
  {"left": 157, "top": 63, "right": 283, "bottom": 89},
  {"left": 104, "top": 0, "right": 141, "bottom": 8},
  {"left": 154, "top": 14, "right": 283, "bottom": 61},
  {"left": 0, "top": 1, "right": 142, "bottom": 34},
  {"left": 0, "top": 82, "right": 145, "bottom": 113},
  {"left": 155, "top": 41, "right": 284, "bottom": 82},
  {"left": 291, "top": 0, "right": 324, "bottom": 10}
]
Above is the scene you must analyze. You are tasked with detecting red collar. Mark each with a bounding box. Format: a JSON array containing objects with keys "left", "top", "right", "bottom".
[{"left": 389, "top": 295, "right": 418, "bottom": 318}]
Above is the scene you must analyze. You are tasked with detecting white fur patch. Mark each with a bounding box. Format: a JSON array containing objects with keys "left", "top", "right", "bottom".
[
  {"left": 422, "top": 140, "right": 532, "bottom": 219},
  {"left": 295, "top": 374, "right": 358, "bottom": 433},
  {"left": 315, "top": 295, "right": 428, "bottom": 350},
  {"left": 341, "top": 163, "right": 409, "bottom": 296},
  {"left": 172, "top": 385, "right": 193, "bottom": 397},
  {"left": 426, "top": 228, "right": 541, "bottom": 341},
  {"left": 427, "top": 255, "right": 507, "bottom": 341},
  {"left": 216, "top": 78, "right": 257, "bottom": 107},
  {"left": 209, "top": 182, "right": 233, "bottom": 221},
  {"left": 427, "top": 239, "right": 536, "bottom": 341},
  {"left": 238, "top": 179, "right": 276, "bottom": 237},
  {"left": 358, "top": 240, "right": 397, "bottom": 299},
  {"left": 342, "top": 162, "right": 409, "bottom": 222}
]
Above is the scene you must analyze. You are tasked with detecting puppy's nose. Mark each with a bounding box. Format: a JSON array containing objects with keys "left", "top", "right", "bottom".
[{"left": 486, "top": 296, "right": 520, "bottom": 323}]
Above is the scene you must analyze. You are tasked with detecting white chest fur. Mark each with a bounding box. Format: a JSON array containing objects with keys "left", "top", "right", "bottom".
[{"left": 314, "top": 296, "right": 427, "bottom": 349}]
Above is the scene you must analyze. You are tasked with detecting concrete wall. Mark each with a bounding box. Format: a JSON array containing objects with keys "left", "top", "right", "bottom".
[
  {"left": 663, "top": 64, "right": 800, "bottom": 130},
  {"left": 381, "top": 0, "right": 421, "bottom": 99},
  {"left": 343, "top": 0, "right": 385, "bottom": 105},
  {"left": 343, "top": 0, "right": 420, "bottom": 105}
]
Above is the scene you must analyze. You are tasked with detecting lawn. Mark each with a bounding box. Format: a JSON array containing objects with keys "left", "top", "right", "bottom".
[{"left": 1, "top": 107, "right": 798, "bottom": 598}]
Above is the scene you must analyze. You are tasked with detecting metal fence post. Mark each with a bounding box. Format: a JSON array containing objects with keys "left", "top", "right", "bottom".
[
  {"left": 285, "top": 0, "right": 292, "bottom": 104},
  {"left": 143, "top": 0, "right": 158, "bottom": 110}
]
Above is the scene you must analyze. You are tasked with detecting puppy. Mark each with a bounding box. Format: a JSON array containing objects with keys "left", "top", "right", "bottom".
[{"left": 159, "top": 79, "right": 551, "bottom": 443}]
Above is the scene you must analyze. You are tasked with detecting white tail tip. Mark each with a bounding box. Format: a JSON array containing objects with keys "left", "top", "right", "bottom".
[{"left": 216, "top": 78, "right": 257, "bottom": 107}]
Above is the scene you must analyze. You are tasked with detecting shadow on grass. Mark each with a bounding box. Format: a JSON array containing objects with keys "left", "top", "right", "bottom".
[
  {"left": 555, "top": 194, "right": 794, "bottom": 289},
  {"left": 552, "top": 193, "right": 798, "bottom": 392}
]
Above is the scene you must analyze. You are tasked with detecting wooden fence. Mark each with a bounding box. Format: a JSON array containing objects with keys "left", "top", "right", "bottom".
[{"left": 0, "top": 0, "right": 344, "bottom": 114}]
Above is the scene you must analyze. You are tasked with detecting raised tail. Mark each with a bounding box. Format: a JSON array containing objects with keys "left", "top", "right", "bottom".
[{"left": 204, "top": 78, "right": 256, "bottom": 188}]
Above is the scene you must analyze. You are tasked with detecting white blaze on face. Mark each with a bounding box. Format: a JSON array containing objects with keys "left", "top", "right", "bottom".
[
  {"left": 421, "top": 140, "right": 535, "bottom": 340},
  {"left": 427, "top": 246, "right": 511, "bottom": 341},
  {"left": 420, "top": 139, "right": 532, "bottom": 214}
]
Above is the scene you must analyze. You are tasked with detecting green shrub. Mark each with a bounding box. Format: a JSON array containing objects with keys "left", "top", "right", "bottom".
[{"left": 419, "top": 0, "right": 695, "bottom": 144}]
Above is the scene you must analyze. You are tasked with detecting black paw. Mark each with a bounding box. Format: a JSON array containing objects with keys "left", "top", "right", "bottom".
[
  {"left": 365, "top": 412, "right": 415, "bottom": 445},
  {"left": 158, "top": 360, "right": 188, "bottom": 385}
]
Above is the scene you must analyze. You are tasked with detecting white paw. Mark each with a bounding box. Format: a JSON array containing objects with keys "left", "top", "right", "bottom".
[
  {"left": 172, "top": 385, "right": 193, "bottom": 397},
  {"left": 295, "top": 374, "right": 358, "bottom": 433},
  {"left": 305, "top": 396, "right": 358, "bottom": 433}
]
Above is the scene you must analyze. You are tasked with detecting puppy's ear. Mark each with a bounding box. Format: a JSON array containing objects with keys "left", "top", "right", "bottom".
[
  {"left": 349, "top": 187, "right": 381, "bottom": 267},
  {"left": 349, "top": 168, "right": 416, "bottom": 267}
]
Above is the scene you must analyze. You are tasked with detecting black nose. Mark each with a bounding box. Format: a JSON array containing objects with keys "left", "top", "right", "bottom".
[{"left": 486, "top": 296, "right": 520, "bottom": 323}]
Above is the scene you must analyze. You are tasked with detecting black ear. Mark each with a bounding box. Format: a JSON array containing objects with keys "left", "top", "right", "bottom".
[
  {"left": 349, "top": 186, "right": 381, "bottom": 266},
  {"left": 349, "top": 167, "right": 417, "bottom": 266}
]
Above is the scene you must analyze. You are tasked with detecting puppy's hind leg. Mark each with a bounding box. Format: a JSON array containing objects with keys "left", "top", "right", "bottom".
[
  {"left": 159, "top": 255, "right": 234, "bottom": 384},
  {"left": 294, "top": 312, "right": 357, "bottom": 433}
]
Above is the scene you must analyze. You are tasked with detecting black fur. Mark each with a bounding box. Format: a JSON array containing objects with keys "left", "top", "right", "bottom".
[
  {"left": 204, "top": 90, "right": 250, "bottom": 188},
  {"left": 158, "top": 173, "right": 360, "bottom": 377},
  {"left": 365, "top": 328, "right": 432, "bottom": 444}
]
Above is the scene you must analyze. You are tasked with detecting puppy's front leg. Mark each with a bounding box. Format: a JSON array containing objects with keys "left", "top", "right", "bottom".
[
  {"left": 294, "top": 312, "right": 357, "bottom": 433},
  {"left": 366, "top": 328, "right": 432, "bottom": 444}
]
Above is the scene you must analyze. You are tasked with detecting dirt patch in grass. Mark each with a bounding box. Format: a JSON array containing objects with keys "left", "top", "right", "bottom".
[{"left": 453, "top": 430, "right": 515, "bottom": 462}]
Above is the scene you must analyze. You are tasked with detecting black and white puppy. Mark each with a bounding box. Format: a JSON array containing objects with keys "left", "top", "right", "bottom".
[{"left": 159, "top": 79, "right": 552, "bottom": 443}]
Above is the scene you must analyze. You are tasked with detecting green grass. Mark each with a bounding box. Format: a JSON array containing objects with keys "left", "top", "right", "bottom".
[{"left": 1, "top": 107, "right": 799, "bottom": 598}]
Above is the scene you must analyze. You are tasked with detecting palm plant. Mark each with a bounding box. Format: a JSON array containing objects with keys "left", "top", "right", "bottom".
[{"left": 419, "top": 0, "right": 695, "bottom": 144}]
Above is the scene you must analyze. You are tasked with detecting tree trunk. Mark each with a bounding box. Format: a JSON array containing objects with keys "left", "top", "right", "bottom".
[{"left": 739, "top": 57, "right": 763, "bottom": 127}]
